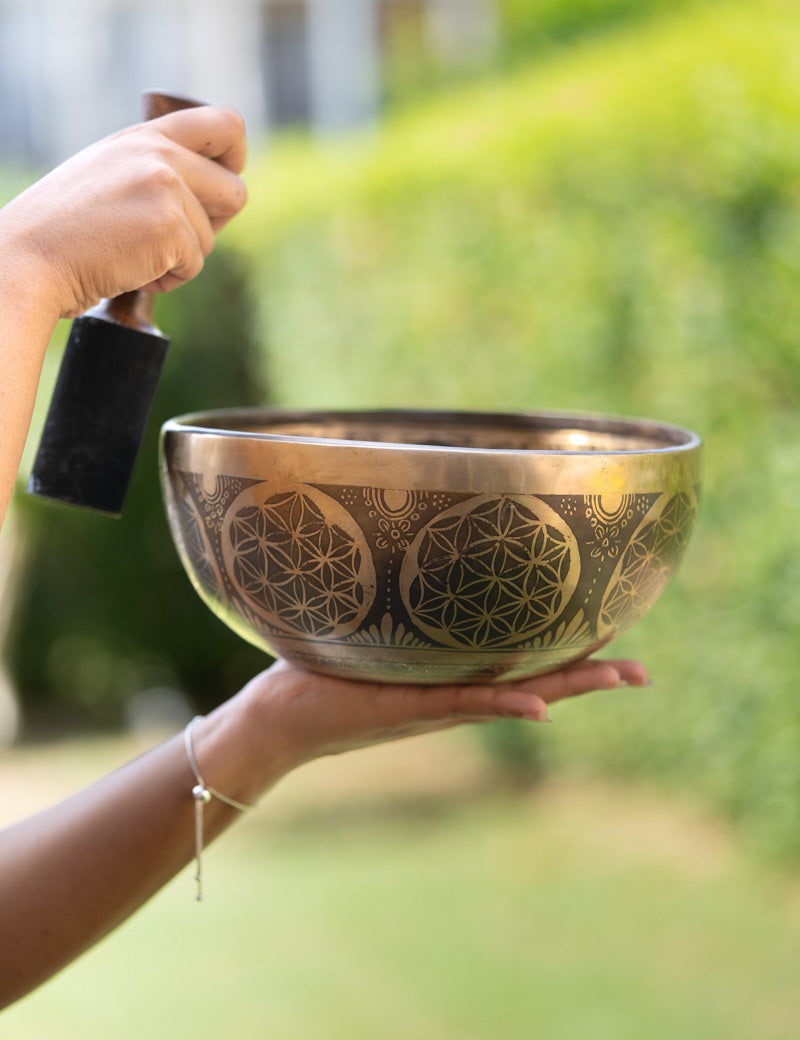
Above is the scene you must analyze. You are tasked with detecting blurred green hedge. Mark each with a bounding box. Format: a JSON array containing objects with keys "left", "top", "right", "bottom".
[
  {"left": 495, "top": 0, "right": 691, "bottom": 65},
  {"left": 228, "top": 0, "right": 800, "bottom": 858},
  {"left": 6, "top": 0, "right": 800, "bottom": 860}
]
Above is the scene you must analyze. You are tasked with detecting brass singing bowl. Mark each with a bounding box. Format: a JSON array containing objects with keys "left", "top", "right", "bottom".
[{"left": 160, "top": 408, "right": 702, "bottom": 684}]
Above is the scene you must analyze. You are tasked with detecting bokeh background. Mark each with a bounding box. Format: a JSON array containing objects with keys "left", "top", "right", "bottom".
[{"left": 2, "top": 1, "right": 800, "bottom": 1036}]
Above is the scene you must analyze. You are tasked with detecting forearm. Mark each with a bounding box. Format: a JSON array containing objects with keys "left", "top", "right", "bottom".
[
  {"left": 0, "top": 654, "right": 648, "bottom": 1009},
  {"left": 0, "top": 247, "right": 62, "bottom": 527},
  {"left": 0, "top": 691, "right": 283, "bottom": 1009}
]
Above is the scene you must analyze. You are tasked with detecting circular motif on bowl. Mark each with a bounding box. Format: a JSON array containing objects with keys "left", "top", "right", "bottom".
[
  {"left": 400, "top": 494, "right": 580, "bottom": 648},
  {"left": 222, "top": 483, "right": 376, "bottom": 638}
]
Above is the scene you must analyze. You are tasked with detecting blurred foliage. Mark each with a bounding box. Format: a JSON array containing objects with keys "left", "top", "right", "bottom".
[
  {"left": 5, "top": 0, "right": 800, "bottom": 862},
  {"left": 5, "top": 249, "right": 272, "bottom": 729},
  {"left": 379, "top": 0, "right": 696, "bottom": 113},
  {"left": 226, "top": 0, "right": 800, "bottom": 859},
  {"left": 379, "top": 0, "right": 447, "bottom": 111},
  {"left": 495, "top": 0, "right": 696, "bottom": 66}
]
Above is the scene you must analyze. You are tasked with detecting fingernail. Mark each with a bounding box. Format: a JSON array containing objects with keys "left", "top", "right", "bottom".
[
  {"left": 501, "top": 708, "right": 553, "bottom": 722},
  {"left": 495, "top": 693, "right": 554, "bottom": 723},
  {"left": 616, "top": 679, "right": 630, "bottom": 688}
]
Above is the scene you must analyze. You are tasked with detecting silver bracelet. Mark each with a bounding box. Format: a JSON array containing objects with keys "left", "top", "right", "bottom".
[{"left": 183, "top": 715, "right": 257, "bottom": 902}]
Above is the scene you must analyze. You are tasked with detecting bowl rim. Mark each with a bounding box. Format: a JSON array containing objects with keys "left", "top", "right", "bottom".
[{"left": 161, "top": 406, "right": 702, "bottom": 457}]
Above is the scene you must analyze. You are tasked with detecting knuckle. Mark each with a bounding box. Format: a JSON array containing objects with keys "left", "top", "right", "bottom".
[
  {"left": 217, "top": 106, "right": 246, "bottom": 137},
  {"left": 146, "top": 156, "right": 183, "bottom": 195},
  {"left": 155, "top": 203, "right": 186, "bottom": 243}
]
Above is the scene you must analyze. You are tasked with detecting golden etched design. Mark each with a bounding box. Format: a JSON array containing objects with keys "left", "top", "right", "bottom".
[
  {"left": 173, "top": 473, "right": 250, "bottom": 596},
  {"left": 584, "top": 493, "right": 646, "bottom": 562},
  {"left": 166, "top": 466, "right": 697, "bottom": 679},
  {"left": 521, "top": 609, "right": 594, "bottom": 651},
  {"left": 400, "top": 494, "right": 580, "bottom": 649},
  {"left": 177, "top": 494, "right": 220, "bottom": 595},
  {"left": 599, "top": 490, "right": 698, "bottom": 636},
  {"left": 179, "top": 471, "right": 251, "bottom": 535},
  {"left": 364, "top": 488, "right": 423, "bottom": 555},
  {"left": 349, "top": 612, "right": 430, "bottom": 648},
  {"left": 223, "top": 483, "right": 376, "bottom": 637}
]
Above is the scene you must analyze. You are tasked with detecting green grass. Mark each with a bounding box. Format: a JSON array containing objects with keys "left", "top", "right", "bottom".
[{"left": 3, "top": 733, "right": 800, "bottom": 1039}]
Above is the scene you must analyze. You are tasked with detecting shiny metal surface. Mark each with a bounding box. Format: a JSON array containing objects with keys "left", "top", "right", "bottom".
[{"left": 160, "top": 408, "right": 702, "bottom": 684}]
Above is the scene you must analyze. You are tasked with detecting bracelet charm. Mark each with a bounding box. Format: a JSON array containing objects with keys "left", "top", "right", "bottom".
[{"left": 183, "top": 716, "right": 256, "bottom": 901}]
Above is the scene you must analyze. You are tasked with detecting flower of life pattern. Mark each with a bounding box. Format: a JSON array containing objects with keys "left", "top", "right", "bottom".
[
  {"left": 225, "top": 487, "right": 375, "bottom": 637},
  {"left": 599, "top": 491, "right": 697, "bottom": 634},
  {"left": 401, "top": 495, "right": 580, "bottom": 649}
]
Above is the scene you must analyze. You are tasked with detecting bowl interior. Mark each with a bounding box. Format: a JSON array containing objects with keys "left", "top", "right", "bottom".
[{"left": 175, "top": 409, "right": 696, "bottom": 455}]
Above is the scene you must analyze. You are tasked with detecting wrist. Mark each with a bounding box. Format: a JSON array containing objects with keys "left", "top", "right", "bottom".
[
  {"left": 0, "top": 229, "right": 68, "bottom": 333},
  {"left": 0, "top": 198, "right": 80, "bottom": 327},
  {"left": 187, "top": 674, "right": 299, "bottom": 807}
]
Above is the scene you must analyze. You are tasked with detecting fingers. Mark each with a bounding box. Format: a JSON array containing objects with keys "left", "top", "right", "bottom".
[
  {"left": 153, "top": 106, "right": 248, "bottom": 174},
  {"left": 130, "top": 105, "right": 248, "bottom": 256},
  {"left": 398, "top": 683, "right": 550, "bottom": 726},
  {"left": 520, "top": 657, "right": 651, "bottom": 706},
  {"left": 347, "top": 657, "right": 649, "bottom": 731},
  {"left": 0, "top": 103, "right": 249, "bottom": 320},
  {"left": 171, "top": 146, "right": 248, "bottom": 230},
  {"left": 417, "top": 657, "right": 649, "bottom": 721},
  {"left": 136, "top": 185, "right": 216, "bottom": 293},
  {"left": 248, "top": 656, "right": 651, "bottom": 770},
  {"left": 130, "top": 111, "right": 248, "bottom": 291}
]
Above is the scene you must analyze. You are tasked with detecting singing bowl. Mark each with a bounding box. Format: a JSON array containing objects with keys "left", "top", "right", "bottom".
[{"left": 160, "top": 408, "right": 702, "bottom": 685}]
